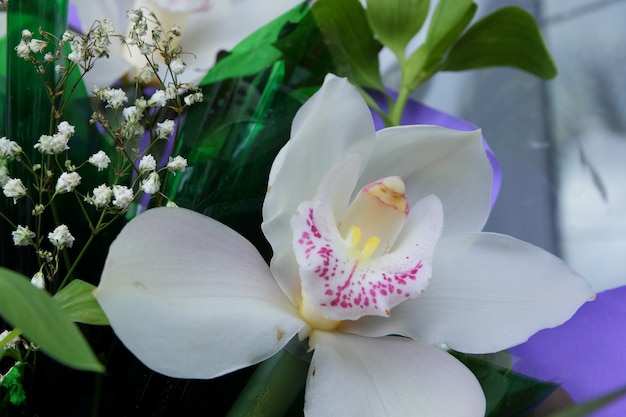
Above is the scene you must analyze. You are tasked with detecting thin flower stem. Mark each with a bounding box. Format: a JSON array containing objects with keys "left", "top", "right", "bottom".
[
  {"left": 358, "top": 87, "right": 393, "bottom": 128},
  {"left": 225, "top": 337, "right": 311, "bottom": 417},
  {"left": 0, "top": 209, "right": 17, "bottom": 229},
  {"left": 58, "top": 231, "right": 96, "bottom": 291}
]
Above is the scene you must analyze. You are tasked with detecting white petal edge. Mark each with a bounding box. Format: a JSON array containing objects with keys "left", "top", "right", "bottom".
[
  {"left": 345, "top": 232, "right": 594, "bottom": 354},
  {"left": 263, "top": 75, "right": 376, "bottom": 304},
  {"left": 305, "top": 331, "right": 485, "bottom": 417},
  {"left": 95, "top": 207, "right": 305, "bottom": 378},
  {"left": 359, "top": 125, "right": 492, "bottom": 237}
]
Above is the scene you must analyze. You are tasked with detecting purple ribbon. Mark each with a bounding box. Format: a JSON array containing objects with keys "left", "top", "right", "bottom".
[{"left": 509, "top": 287, "right": 626, "bottom": 415}]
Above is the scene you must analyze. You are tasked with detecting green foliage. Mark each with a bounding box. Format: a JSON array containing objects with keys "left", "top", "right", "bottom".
[
  {"left": 441, "top": 6, "right": 557, "bottom": 79},
  {"left": 0, "top": 364, "right": 26, "bottom": 408},
  {"left": 53, "top": 279, "right": 109, "bottom": 325},
  {"left": 364, "top": 0, "right": 430, "bottom": 62},
  {"left": 452, "top": 351, "right": 559, "bottom": 417},
  {"left": 0, "top": 268, "right": 104, "bottom": 372},
  {"left": 309, "top": 0, "right": 557, "bottom": 125},
  {"left": 311, "top": 0, "right": 384, "bottom": 91},
  {"left": 200, "top": 2, "right": 310, "bottom": 85},
  {"left": 405, "top": 0, "right": 476, "bottom": 88}
]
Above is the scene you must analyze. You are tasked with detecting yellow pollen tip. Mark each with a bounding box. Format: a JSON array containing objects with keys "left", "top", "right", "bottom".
[
  {"left": 344, "top": 226, "right": 380, "bottom": 259},
  {"left": 345, "top": 226, "right": 362, "bottom": 249},
  {"left": 361, "top": 236, "right": 381, "bottom": 258}
]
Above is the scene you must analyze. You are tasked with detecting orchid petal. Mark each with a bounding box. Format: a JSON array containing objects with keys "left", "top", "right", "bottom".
[
  {"left": 95, "top": 207, "right": 305, "bottom": 379},
  {"left": 263, "top": 75, "right": 376, "bottom": 304},
  {"left": 346, "top": 232, "right": 594, "bottom": 354},
  {"left": 359, "top": 125, "right": 492, "bottom": 236},
  {"left": 369, "top": 90, "right": 503, "bottom": 209},
  {"left": 305, "top": 331, "right": 485, "bottom": 417}
]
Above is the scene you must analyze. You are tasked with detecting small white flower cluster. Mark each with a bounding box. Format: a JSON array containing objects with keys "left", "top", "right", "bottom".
[
  {"left": 93, "top": 86, "right": 128, "bottom": 110},
  {"left": 48, "top": 224, "right": 75, "bottom": 250},
  {"left": 135, "top": 153, "right": 187, "bottom": 195},
  {"left": 11, "top": 225, "right": 35, "bottom": 246},
  {"left": 122, "top": 7, "right": 204, "bottom": 108},
  {"left": 156, "top": 119, "right": 176, "bottom": 139},
  {"left": 126, "top": 8, "right": 149, "bottom": 48},
  {"left": 55, "top": 171, "right": 81, "bottom": 193},
  {"left": 15, "top": 29, "right": 49, "bottom": 61},
  {"left": 9, "top": 222, "right": 76, "bottom": 291},
  {"left": 0, "top": 137, "right": 22, "bottom": 159},
  {"left": 82, "top": 184, "right": 135, "bottom": 210},
  {"left": 66, "top": 19, "right": 116, "bottom": 67},
  {"left": 0, "top": 137, "right": 22, "bottom": 191},
  {"left": 2, "top": 178, "right": 27, "bottom": 204},
  {"left": 34, "top": 121, "right": 75, "bottom": 155},
  {"left": 15, "top": 20, "right": 113, "bottom": 77},
  {"left": 10, "top": 221, "right": 75, "bottom": 287}
]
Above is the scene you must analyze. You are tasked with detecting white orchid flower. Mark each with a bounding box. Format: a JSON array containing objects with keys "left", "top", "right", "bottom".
[
  {"left": 95, "top": 75, "right": 593, "bottom": 417},
  {"left": 71, "top": 0, "right": 301, "bottom": 87}
]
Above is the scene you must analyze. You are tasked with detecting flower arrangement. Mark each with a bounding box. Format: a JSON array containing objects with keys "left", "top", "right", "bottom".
[{"left": 0, "top": 1, "right": 623, "bottom": 416}]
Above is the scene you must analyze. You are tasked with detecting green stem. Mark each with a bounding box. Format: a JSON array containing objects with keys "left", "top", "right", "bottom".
[
  {"left": 388, "top": 85, "right": 412, "bottom": 127},
  {"left": 358, "top": 87, "right": 393, "bottom": 127},
  {"left": 225, "top": 337, "right": 312, "bottom": 417},
  {"left": 58, "top": 229, "right": 96, "bottom": 291}
]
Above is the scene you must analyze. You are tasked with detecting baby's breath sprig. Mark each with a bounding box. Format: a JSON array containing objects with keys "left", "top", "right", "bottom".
[{"left": 1, "top": 7, "right": 199, "bottom": 301}]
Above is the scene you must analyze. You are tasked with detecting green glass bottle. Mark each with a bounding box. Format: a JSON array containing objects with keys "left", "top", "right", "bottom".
[{"left": 1, "top": 0, "right": 69, "bottom": 276}]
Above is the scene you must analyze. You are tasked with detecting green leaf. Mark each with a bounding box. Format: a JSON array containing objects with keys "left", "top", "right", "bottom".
[
  {"left": 451, "top": 350, "right": 558, "bottom": 417},
  {"left": 364, "top": 0, "right": 430, "bottom": 61},
  {"left": 404, "top": 0, "right": 476, "bottom": 88},
  {"left": 200, "top": 2, "right": 309, "bottom": 85},
  {"left": 441, "top": 6, "right": 557, "bottom": 79},
  {"left": 425, "top": 1, "right": 476, "bottom": 66},
  {"left": 53, "top": 279, "right": 109, "bottom": 326},
  {"left": 548, "top": 385, "right": 626, "bottom": 417},
  {"left": 425, "top": 0, "right": 476, "bottom": 55},
  {"left": 311, "top": 0, "right": 384, "bottom": 91},
  {"left": 0, "top": 268, "right": 104, "bottom": 372}
]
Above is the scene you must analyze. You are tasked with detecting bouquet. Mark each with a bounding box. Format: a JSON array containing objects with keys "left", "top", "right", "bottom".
[{"left": 0, "top": 1, "right": 622, "bottom": 416}]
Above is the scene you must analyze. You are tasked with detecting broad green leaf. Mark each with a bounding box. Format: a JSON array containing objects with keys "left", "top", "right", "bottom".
[
  {"left": 311, "top": 0, "right": 384, "bottom": 91},
  {"left": 200, "top": 2, "right": 309, "bottom": 85},
  {"left": 441, "top": 6, "right": 557, "bottom": 79},
  {"left": 548, "top": 385, "right": 626, "bottom": 417},
  {"left": 405, "top": 1, "right": 476, "bottom": 88},
  {"left": 426, "top": 0, "right": 475, "bottom": 53},
  {"left": 53, "top": 279, "right": 109, "bottom": 326},
  {"left": 364, "top": 0, "right": 430, "bottom": 61},
  {"left": 0, "top": 268, "right": 104, "bottom": 372}
]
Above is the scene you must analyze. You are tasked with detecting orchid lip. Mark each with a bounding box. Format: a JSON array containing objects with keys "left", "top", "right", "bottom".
[{"left": 292, "top": 173, "right": 439, "bottom": 325}]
